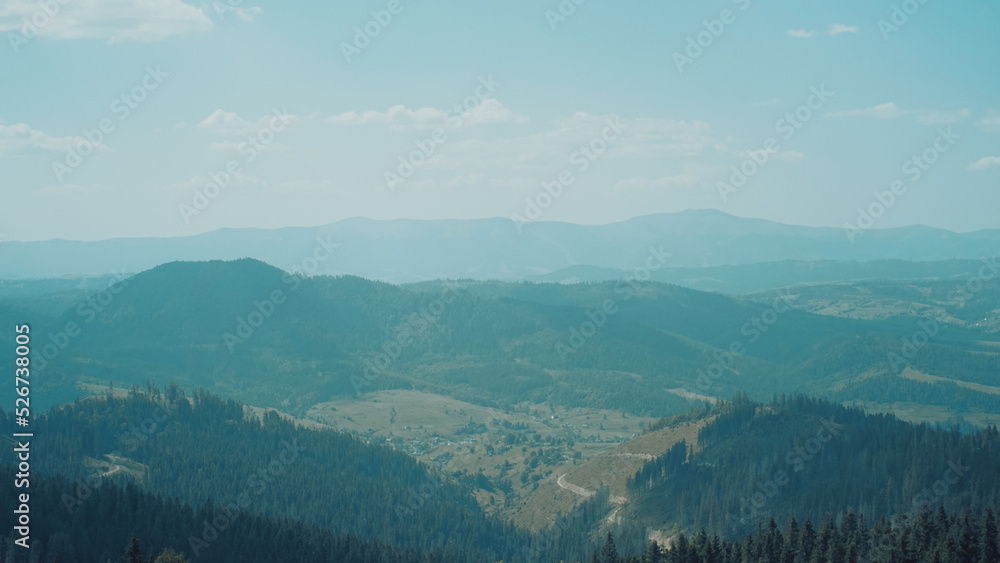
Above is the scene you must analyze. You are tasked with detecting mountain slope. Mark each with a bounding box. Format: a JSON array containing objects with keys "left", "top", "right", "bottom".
[
  {"left": 12, "top": 259, "right": 1000, "bottom": 427},
  {"left": 5, "top": 388, "right": 529, "bottom": 561},
  {"left": 623, "top": 396, "right": 1000, "bottom": 538}
]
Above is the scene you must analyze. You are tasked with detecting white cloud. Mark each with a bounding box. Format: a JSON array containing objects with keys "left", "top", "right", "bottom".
[
  {"left": 736, "top": 149, "right": 805, "bottom": 162},
  {"left": 613, "top": 174, "right": 703, "bottom": 193},
  {"left": 915, "top": 108, "right": 970, "bottom": 126},
  {"left": 196, "top": 109, "right": 297, "bottom": 137},
  {"left": 827, "top": 102, "right": 903, "bottom": 120},
  {"left": 36, "top": 183, "right": 109, "bottom": 196},
  {"left": 459, "top": 98, "right": 530, "bottom": 127},
  {"left": 0, "top": 0, "right": 213, "bottom": 43},
  {"left": 163, "top": 172, "right": 263, "bottom": 192},
  {"left": 968, "top": 156, "right": 1000, "bottom": 171},
  {"left": 608, "top": 115, "right": 722, "bottom": 158},
  {"left": 327, "top": 105, "right": 445, "bottom": 129},
  {"left": 0, "top": 122, "right": 110, "bottom": 155},
  {"left": 774, "top": 150, "right": 806, "bottom": 161},
  {"left": 232, "top": 6, "right": 263, "bottom": 22},
  {"left": 421, "top": 113, "right": 722, "bottom": 173},
  {"left": 401, "top": 174, "right": 539, "bottom": 194},
  {"left": 207, "top": 140, "right": 242, "bottom": 152},
  {"left": 787, "top": 30, "right": 815, "bottom": 38},
  {"left": 207, "top": 139, "right": 289, "bottom": 154},
  {"left": 979, "top": 109, "right": 1000, "bottom": 132},
  {"left": 828, "top": 23, "right": 860, "bottom": 36},
  {"left": 327, "top": 99, "right": 528, "bottom": 131},
  {"left": 198, "top": 110, "right": 249, "bottom": 135},
  {"left": 826, "top": 104, "right": 970, "bottom": 125}
]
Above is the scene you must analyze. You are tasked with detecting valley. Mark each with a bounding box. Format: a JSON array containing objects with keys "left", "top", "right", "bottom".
[{"left": 7, "top": 3, "right": 998, "bottom": 559}]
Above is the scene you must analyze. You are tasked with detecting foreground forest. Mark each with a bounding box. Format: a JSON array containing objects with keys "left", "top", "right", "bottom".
[{"left": 2, "top": 388, "right": 999, "bottom": 562}]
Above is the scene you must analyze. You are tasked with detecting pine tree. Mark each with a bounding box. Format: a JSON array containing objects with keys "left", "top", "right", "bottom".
[
  {"left": 956, "top": 512, "right": 978, "bottom": 562},
  {"left": 122, "top": 534, "right": 146, "bottom": 563},
  {"left": 672, "top": 533, "right": 691, "bottom": 563},
  {"left": 152, "top": 549, "right": 189, "bottom": 563},
  {"left": 979, "top": 509, "right": 999, "bottom": 563},
  {"left": 640, "top": 541, "right": 662, "bottom": 563},
  {"left": 798, "top": 519, "right": 816, "bottom": 562},
  {"left": 783, "top": 517, "right": 800, "bottom": 563},
  {"left": 600, "top": 532, "right": 620, "bottom": 563}
]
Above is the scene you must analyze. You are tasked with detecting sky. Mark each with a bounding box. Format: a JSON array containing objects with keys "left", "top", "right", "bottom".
[{"left": 0, "top": 0, "right": 998, "bottom": 242}]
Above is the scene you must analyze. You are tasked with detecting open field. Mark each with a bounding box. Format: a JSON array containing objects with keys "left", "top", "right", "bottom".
[
  {"left": 844, "top": 400, "right": 954, "bottom": 427},
  {"left": 899, "top": 368, "right": 1000, "bottom": 396},
  {"left": 305, "top": 390, "right": 659, "bottom": 517},
  {"left": 508, "top": 417, "right": 712, "bottom": 531}
]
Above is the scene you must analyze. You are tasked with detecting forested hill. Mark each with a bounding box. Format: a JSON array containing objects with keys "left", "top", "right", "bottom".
[
  {"left": 0, "top": 472, "right": 450, "bottom": 563},
  {"left": 0, "top": 387, "right": 530, "bottom": 562},
  {"left": 14, "top": 259, "right": 1000, "bottom": 429},
  {"left": 625, "top": 396, "right": 1000, "bottom": 538}
]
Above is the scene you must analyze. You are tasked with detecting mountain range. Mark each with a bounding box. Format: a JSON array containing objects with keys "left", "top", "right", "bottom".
[{"left": 3, "top": 210, "right": 999, "bottom": 284}]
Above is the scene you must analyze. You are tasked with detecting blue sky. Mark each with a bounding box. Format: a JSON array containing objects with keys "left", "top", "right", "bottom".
[{"left": 1, "top": 0, "right": 998, "bottom": 241}]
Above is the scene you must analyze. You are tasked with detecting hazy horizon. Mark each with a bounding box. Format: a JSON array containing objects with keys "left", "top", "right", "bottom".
[{"left": 4, "top": 207, "right": 1000, "bottom": 244}]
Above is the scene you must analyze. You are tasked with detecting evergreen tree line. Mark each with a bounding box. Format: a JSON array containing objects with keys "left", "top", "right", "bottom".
[
  {"left": 0, "top": 471, "right": 456, "bottom": 563},
  {"left": 594, "top": 504, "right": 1000, "bottom": 563}
]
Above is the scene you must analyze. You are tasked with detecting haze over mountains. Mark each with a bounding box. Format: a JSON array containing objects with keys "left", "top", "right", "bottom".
[
  {"left": 3, "top": 210, "right": 1000, "bottom": 284},
  {"left": 3, "top": 211, "right": 999, "bottom": 562}
]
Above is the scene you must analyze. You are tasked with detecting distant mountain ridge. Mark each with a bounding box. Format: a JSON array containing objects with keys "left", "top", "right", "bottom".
[{"left": 2, "top": 210, "right": 998, "bottom": 281}]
